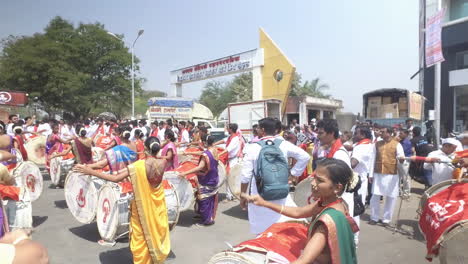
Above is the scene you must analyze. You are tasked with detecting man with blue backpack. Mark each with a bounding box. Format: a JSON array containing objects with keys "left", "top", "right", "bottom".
[{"left": 240, "top": 117, "right": 310, "bottom": 234}]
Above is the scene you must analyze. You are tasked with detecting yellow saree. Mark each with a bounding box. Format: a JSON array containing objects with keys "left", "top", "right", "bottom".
[{"left": 129, "top": 160, "right": 170, "bottom": 264}]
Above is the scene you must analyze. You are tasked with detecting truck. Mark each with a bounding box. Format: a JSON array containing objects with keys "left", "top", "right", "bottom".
[
  {"left": 363, "top": 88, "right": 424, "bottom": 127},
  {"left": 146, "top": 97, "right": 218, "bottom": 130},
  {"left": 227, "top": 99, "right": 282, "bottom": 139}
]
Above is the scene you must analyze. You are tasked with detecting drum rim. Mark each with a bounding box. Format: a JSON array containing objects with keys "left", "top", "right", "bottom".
[
  {"left": 64, "top": 171, "right": 99, "bottom": 224},
  {"left": 96, "top": 183, "right": 122, "bottom": 241},
  {"left": 208, "top": 251, "right": 263, "bottom": 264},
  {"left": 13, "top": 161, "right": 43, "bottom": 202},
  {"left": 164, "top": 172, "right": 195, "bottom": 212},
  {"left": 24, "top": 136, "right": 46, "bottom": 165}
]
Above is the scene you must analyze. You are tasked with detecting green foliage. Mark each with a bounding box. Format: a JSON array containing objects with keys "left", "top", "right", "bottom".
[
  {"left": 289, "top": 77, "right": 330, "bottom": 98},
  {"left": 0, "top": 16, "right": 142, "bottom": 119},
  {"left": 230, "top": 72, "right": 253, "bottom": 102},
  {"left": 134, "top": 89, "right": 167, "bottom": 117}
]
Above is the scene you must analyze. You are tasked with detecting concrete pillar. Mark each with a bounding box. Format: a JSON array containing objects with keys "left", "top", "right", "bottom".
[
  {"left": 173, "top": 83, "right": 182, "bottom": 97},
  {"left": 252, "top": 66, "right": 263, "bottom": 100},
  {"left": 299, "top": 102, "right": 307, "bottom": 126},
  {"left": 319, "top": 110, "right": 324, "bottom": 119}
]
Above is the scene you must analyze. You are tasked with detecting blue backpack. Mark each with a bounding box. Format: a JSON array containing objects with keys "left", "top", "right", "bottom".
[{"left": 254, "top": 138, "right": 290, "bottom": 201}]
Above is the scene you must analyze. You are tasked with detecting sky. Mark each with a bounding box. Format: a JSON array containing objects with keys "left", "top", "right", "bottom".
[{"left": 0, "top": 0, "right": 420, "bottom": 114}]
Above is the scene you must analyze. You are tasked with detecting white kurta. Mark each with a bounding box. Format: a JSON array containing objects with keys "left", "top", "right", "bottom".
[
  {"left": 371, "top": 142, "right": 405, "bottom": 198},
  {"left": 424, "top": 150, "right": 454, "bottom": 185},
  {"left": 241, "top": 136, "right": 310, "bottom": 234}
]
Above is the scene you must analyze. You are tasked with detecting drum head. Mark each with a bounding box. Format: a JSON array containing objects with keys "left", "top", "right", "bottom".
[
  {"left": 13, "top": 161, "right": 43, "bottom": 202},
  {"left": 50, "top": 157, "right": 63, "bottom": 185},
  {"left": 96, "top": 184, "right": 120, "bottom": 241},
  {"left": 177, "top": 154, "right": 192, "bottom": 164},
  {"left": 64, "top": 171, "right": 99, "bottom": 224},
  {"left": 439, "top": 222, "right": 468, "bottom": 264},
  {"left": 227, "top": 163, "right": 243, "bottom": 200},
  {"left": 293, "top": 177, "right": 314, "bottom": 207},
  {"left": 61, "top": 159, "right": 75, "bottom": 175},
  {"left": 92, "top": 147, "right": 105, "bottom": 163},
  {"left": 217, "top": 163, "right": 226, "bottom": 189},
  {"left": 207, "top": 251, "right": 266, "bottom": 264},
  {"left": 163, "top": 171, "right": 194, "bottom": 212},
  {"left": 163, "top": 181, "right": 180, "bottom": 231},
  {"left": 24, "top": 136, "right": 46, "bottom": 165}
]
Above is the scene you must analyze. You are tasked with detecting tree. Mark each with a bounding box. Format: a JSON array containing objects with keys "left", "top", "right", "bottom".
[
  {"left": 289, "top": 77, "right": 330, "bottom": 98},
  {"left": 199, "top": 81, "right": 236, "bottom": 118},
  {"left": 229, "top": 72, "right": 252, "bottom": 102},
  {"left": 0, "top": 16, "right": 142, "bottom": 119},
  {"left": 288, "top": 72, "right": 302, "bottom": 96}
]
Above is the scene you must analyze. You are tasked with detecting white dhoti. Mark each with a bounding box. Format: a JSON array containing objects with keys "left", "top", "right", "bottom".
[
  {"left": 226, "top": 157, "right": 240, "bottom": 200},
  {"left": 370, "top": 173, "right": 399, "bottom": 223}
]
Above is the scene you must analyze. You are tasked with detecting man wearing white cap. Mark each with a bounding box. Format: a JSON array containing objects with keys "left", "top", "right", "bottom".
[{"left": 424, "top": 138, "right": 458, "bottom": 185}]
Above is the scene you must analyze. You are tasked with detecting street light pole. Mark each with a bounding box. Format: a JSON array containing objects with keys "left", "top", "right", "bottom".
[{"left": 107, "top": 29, "right": 144, "bottom": 120}]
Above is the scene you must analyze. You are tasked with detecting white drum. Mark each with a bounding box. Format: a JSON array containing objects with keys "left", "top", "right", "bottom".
[
  {"left": 12, "top": 161, "right": 43, "bottom": 202},
  {"left": 4, "top": 188, "right": 32, "bottom": 230},
  {"left": 163, "top": 181, "right": 180, "bottom": 231},
  {"left": 227, "top": 162, "right": 243, "bottom": 200},
  {"left": 163, "top": 171, "right": 195, "bottom": 212},
  {"left": 293, "top": 177, "right": 314, "bottom": 207},
  {"left": 217, "top": 163, "right": 226, "bottom": 189},
  {"left": 64, "top": 171, "right": 104, "bottom": 224},
  {"left": 12, "top": 148, "right": 23, "bottom": 164},
  {"left": 24, "top": 136, "right": 46, "bottom": 166},
  {"left": 208, "top": 251, "right": 267, "bottom": 264},
  {"left": 96, "top": 183, "right": 132, "bottom": 242},
  {"left": 92, "top": 147, "right": 105, "bottom": 163}
]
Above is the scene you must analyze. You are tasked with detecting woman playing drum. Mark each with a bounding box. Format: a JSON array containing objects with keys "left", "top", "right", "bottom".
[
  {"left": 75, "top": 136, "right": 170, "bottom": 263},
  {"left": 134, "top": 129, "right": 146, "bottom": 160},
  {"left": 48, "top": 125, "right": 93, "bottom": 165},
  {"left": 244, "top": 158, "right": 358, "bottom": 264},
  {"left": 46, "top": 123, "right": 69, "bottom": 155},
  {"left": 179, "top": 135, "right": 219, "bottom": 226},
  {"left": 159, "top": 129, "right": 179, "bottom": 171}
]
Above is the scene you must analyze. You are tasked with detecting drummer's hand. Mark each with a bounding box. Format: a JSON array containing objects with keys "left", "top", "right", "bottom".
[
  {"left": 245, "top": 194, "right": 265, "bottom": 207},
  {"left": 461, "top": 158, "right": 468, "bottom": 168},
  {"left": 240, "top": 195, "right": 248, "bottom": 211},
  {"left": 74, "top": 164, "right": 93, "bottom": 175},
  {"left": 0, "top": 229, "right": 31, "bottom": 244},
  {"left": 177, "top": 172, "right": 185, "bottom": 178}
]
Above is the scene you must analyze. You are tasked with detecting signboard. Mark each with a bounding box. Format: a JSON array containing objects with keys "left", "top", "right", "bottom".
[
  {"left": 425, "top": 9, "right": 445, "bottom": 67},
  {"left": 170, "top": 49, "right": 263, "bottom": 84},
  {"left": 0, "top": 91, "right": 28, "bottom": 107},
  {"left": 149, "top": 106, "right": 192, "bottom": 120},
  {"left": 409, "top": 92, "right": 423, "bottom": 120},
  {"left": 147, "top": 97, "right": 193, "bottom": 107}
]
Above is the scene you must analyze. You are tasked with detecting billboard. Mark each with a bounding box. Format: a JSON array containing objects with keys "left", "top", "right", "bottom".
[{"left": 0, "top": 91, "right": 28, "bottom": 107}]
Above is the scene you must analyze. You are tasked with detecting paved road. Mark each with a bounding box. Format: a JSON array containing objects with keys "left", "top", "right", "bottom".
[{"left": 30, "top": 173, "right": 436, "bottom": 264}]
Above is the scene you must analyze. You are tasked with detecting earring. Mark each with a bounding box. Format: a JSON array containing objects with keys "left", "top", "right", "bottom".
[{"left": 335, "top": 192, "right": 341, "bottom": 199}]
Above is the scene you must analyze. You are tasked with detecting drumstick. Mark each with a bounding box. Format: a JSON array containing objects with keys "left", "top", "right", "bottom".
[{"left": 402, "top": 156, "right": 452, "bottom": 164}]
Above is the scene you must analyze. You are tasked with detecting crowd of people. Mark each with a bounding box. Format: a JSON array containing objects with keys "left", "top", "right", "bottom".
[{"left": 0, "top": 112, "right": 468, "bottom": 263}]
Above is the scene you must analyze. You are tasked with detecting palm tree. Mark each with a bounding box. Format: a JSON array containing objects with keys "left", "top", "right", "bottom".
[{"left": 293, "top": 78, "right": 330, "bottom": 98}]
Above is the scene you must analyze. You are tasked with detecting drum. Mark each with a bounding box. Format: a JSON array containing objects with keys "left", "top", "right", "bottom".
[
  {"left": 163, "top": 180, "right": 180, "bottom": 231},
  {"left": 64, "top": 171, "right": 104, "bottom": 224},
  {"left": 217, "top": 163, "right": 226, "bottom": 189},
  {"left": 96, "top": 183, "right": 133, "bottom": 242},
  {"left": 50, "top": 157, "right": 62, "bottom": 185},
  {"left": 438, "top": 222, "right": 468, "bottom": 264},
  {"left": 418, "top": 179, "right": 468, "bottom": 215},
  {"left": 92, "top": 147, "right": 105, "bottom": 163},
  {"left": 293, "top": 177, "right": 314, "bottom": 207},
  {"left": 163, "top": 171, "right": 195, "bottom": 212},
  {"left": 227, "top": 162, "right": 243, "bottom": 200},
  {"left": 208, "top": 222, "right": 308, "bottom": 264},
  {"left": 12, "top": 148, "right": 23, "bottom": 164},
  {"left": 3, "top": 188, "right": 32, "bottom": 230},
  {"left": 24, "top": 136, "right": 46, "bottom": 166},
  {"left": 208, "top": 251, "right": 267, "bottom": 264},
  {"left": 11, "top": 161, "right": 43, "bottom": 202}
]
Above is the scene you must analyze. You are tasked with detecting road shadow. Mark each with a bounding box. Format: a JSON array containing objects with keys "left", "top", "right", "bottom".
[
  {"left": 394, "top": 219, "right": 425, "bottom": 242},
  {"left": 69, "top": 223, "right": 100, "bottom": 242},
  {"left": 222, "top": 204, "right": 248, "bottom": 221},
  {"left": 32, "top": 216, "right": 48, "bottom": 227},
  {"left": 42, "top": 173, "right": 51, "bottom": 181},
  {"left": 411, "top": 186, "right": 425, "bottom": 196},
  {"left": 54, "top": 200, "right": 68, "bottom": 209},
  {"left": 99, "top": 247, "right": 133, "bottom": 264},
  {"left": 176, "top": 210, "right": 195, "bottom": 228}
]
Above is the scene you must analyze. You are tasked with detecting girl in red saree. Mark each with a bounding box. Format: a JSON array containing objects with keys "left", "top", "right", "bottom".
[
  {"left": 12, "top": 124, "right": 28, "bottom": 161},
  {"left": 244, "top": 158, "right": 358, "bottom": 264},
  {"left": 48, "top": 125, "right": 93, "bottom": 165},
  {"left": 134, "top": 129, "right": 146, "bottom": 160}
]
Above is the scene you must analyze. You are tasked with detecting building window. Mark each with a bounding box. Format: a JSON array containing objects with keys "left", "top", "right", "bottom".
[
  {"left": 450, "top": 0, "right": 468, "bottom": 21},
  {"left": 454, "top": 86, "right": 468, "bottom": 132},
  {"left": 456, "top": 50, "right": 468, "bottom": 69}
]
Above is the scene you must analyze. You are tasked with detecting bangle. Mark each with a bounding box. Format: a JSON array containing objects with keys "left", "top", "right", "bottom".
[{"left": 280, "top": 205, "right": 284, "bottom": 214}]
